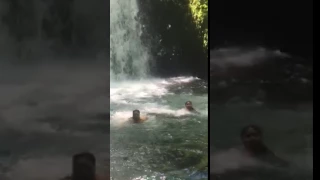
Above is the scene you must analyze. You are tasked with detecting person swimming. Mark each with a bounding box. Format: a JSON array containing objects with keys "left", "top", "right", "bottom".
[
  {"left": 240, "top": 125, "right": 288, "bottom": 166},
  {"left": 211, "top": 125, "right": 290, "bottom": 179},
  {"left": 61, "top": 152, "right": 109, "bottom": 180},
  {"left": 145, "top": 102, "right": 200, "bottom": 118},
  {"left": 185, "top": 101, "right": 200, "bottom": 114},
  {"left": 130, "top": 109, "right": 148, "bottom": 123}
]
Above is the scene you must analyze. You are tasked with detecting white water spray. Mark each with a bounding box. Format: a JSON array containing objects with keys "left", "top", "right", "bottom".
[{"left": 110, "top": 0, "right": 149, "bottom": 80}]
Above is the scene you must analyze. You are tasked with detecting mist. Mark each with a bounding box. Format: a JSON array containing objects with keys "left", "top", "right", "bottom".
[
  {"left": 0, "top": 1, "right": 109, "bottom": 179},
  {"left": 0, "top": 0, "right": 108, "bottom": 61}
]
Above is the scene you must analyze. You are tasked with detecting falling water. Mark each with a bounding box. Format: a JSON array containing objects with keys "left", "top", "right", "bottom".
[{"left": 110, "top": 0, "right": 149, "bottom": 80}]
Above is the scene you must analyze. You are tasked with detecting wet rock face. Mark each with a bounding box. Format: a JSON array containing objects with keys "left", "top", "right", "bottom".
[
  {"left": 210, "top": 48, "right": 313, "bottom": 105},
  {"left": 41, "top": 0, "right": 74, "bottom": 44},
  {"left": 210, "top": 0, "right": 313, "bottom": 59},
  {"left": 2, "top": 0, "right": 33, "bottom": 40},
  {"left": 137, "top": 0, "right": 208, "bottom": 79},
  {"left": 2, "top": 0, "right": 73, "bottom": 42}
]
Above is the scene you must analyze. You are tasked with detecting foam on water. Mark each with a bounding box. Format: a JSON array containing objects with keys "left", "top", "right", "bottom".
[
  {"left": 111, "top": 77, "right": 198, "bottom": 102},
  {"left": 210, "top": 47, "right": 290, "bottom": 68},
  {"left": 110, "top": 76, "right": 208, "bottom": 179},
  {"left": 110, "top": 76, "right": 203, "bottom": 125}
]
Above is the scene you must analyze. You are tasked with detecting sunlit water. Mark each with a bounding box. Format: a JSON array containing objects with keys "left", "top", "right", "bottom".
[
  {"left": 0, "top": 63, "right": 109, "bottom": 180},
  {"left": 210, "top": 48, "right": 313, "bottom": 180},
  {"left": 110, "top": 76, "right": 208, "bottom": 179}
]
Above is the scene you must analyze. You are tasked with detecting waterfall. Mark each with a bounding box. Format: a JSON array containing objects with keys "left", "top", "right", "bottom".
[{"left": 110, "top": 0, "right": 149, "bottom": 80}]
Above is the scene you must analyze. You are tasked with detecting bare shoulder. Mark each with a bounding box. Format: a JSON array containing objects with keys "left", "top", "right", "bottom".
[{"left": 141, "top": 116, "right": 148, "bottom": 121}]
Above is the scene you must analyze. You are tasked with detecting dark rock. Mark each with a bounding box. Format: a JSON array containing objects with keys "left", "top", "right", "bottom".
[{"left": 138, "top": 0, "right": 208, "bottom": 79}]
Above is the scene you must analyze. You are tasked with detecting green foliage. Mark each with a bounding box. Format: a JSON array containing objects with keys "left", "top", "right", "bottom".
[
  {"left": 158, "top": 0, "right": 208, "bottom": 51},
  {"left": 189, "top": 0, "right": 208, "bottom": 50}
]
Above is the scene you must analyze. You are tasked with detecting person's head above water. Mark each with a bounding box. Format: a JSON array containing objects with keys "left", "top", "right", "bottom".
[
  {"left": 240, "top": 125, "right": 267, "bottom": 153},
  {"left": 72, "top": 152, "right": 96, "bottom": 180},
  {"left": 185, "top": 101, "right": 194, "bottom": 111},
  {"left": 132, "top": 109, "right": 140, "bottom": 121}
]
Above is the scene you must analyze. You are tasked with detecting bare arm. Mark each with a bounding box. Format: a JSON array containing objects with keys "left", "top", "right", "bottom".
[{"left": 140, "top": 116, "right": 148, "bottom": 122}]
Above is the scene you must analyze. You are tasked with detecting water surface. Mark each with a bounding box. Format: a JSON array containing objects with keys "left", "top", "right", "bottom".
[
  {"left": 110, "top": 77, "right": 208, "bottom": 179},
  {"left": 210, "top": 48, "right": 313, "bottom": 180},
  {"left": 0, "top": 63, "right": 109, "bottom": 180}
]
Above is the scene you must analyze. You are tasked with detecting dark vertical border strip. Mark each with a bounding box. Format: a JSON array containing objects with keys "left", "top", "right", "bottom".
[
  {"left": 207, "top": 0, "right": 211, "bottom": 178},
  {"left": 107, "top": 0, "right": 111, "bottom": 178}
]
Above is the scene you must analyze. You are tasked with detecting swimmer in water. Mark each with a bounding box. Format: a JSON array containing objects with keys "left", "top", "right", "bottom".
[
  {"left": 185, "top": 101, "right": 200, "bottom": 114},
  {"left": 240, "top": 125, "right": 288, "bottom": 166},
  {"left": 130, "top": 109, "right": 148, "bottom": 123}
]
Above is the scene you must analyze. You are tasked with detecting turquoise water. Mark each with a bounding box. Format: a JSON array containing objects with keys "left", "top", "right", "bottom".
[{"left": 110, "top": 77, "right": 208, "bottom": 179}]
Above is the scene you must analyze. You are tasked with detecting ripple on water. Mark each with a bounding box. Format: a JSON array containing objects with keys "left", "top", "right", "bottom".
[{"left": 110, "top": 77, "right": 208, "bottom": 179}]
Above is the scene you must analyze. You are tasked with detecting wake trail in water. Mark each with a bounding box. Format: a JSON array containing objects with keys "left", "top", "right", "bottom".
[
  {"left": 110, "top": 76, "right": 208, "bottom": 179},
  {"left": 110, "top": 77, "right": 207, "bottom": 127}
]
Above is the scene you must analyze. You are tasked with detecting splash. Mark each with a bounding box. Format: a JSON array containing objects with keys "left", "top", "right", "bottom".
[{"left": 110, "top": 76, "right": 205, "bottom": 127}]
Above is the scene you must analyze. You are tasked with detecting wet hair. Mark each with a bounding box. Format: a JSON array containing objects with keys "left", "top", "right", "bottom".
[
  {"left": 240, "top": 125, "right": 262, "bottom": 138},
  {"left": 133, "top": 109, "right": 140, "bottom": 113},
  {"left": 73, "top": 152, "right": 96, "bottom": 164},
  {"left": 185, "top": 101, "right": 192, "bottom": 105}
]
